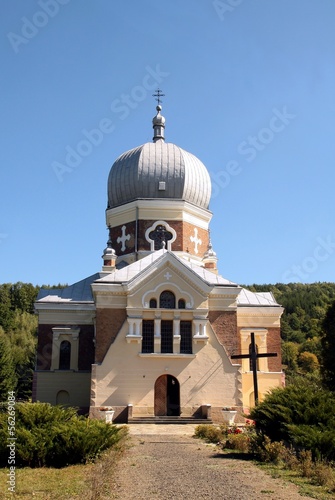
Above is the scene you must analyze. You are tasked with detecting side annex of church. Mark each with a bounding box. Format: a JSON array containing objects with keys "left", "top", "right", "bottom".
[{"left": 33, "top": 100, "right": 283, "bottom": 423}]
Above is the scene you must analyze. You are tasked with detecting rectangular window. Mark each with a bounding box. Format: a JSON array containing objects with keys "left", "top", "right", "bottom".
[
  {"left": 142, "top": 320, "right": 154, "bottom": 353},
  {"left": 161, "top": 320, "right": 173, "bottom": 353},
  {"left": 180, "top": 321, "right": 192, "bottom": 354}
]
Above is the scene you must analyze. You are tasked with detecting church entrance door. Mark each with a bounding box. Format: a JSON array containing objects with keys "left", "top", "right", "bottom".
[{"left": 154, "top": 375, "right": 180, "bottom": 416}]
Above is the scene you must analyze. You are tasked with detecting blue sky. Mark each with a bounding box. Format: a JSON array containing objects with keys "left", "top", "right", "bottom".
[{"left": 1, "top": 0, "right": 335, "bottom": 286}]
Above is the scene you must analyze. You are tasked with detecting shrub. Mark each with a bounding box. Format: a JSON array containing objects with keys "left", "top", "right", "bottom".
[
  {"left": 0, "top": 402, "right": 127, "bottom": 468},
  {"left": 225, "top": 433, "right": 250, "bottom": 453},
  {"left": 249, "top": 377, "right": 335, "bottom": 460},
  {"left": 250, "top": 435, "right": 287, "bottom": 464},
  {"left": 312, "top": 461, "right": 335, "bottom": 488},
  {"left": 194, "top": 424, "right": 223, "bottom": 443},
  {"left": 299, "top": 450, "right": 314, "bottom": 478}
]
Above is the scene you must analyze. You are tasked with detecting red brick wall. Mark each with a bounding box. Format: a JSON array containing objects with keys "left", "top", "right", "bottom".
[
  {"left": 266, "top": 327, "right": 282, "bottom": 371},
  {"left": 110, "top": 220, "right": 209, "bottom": 258},
  {"left": 208, "top": 310, "right": 239, "bottom": 356},
  {"left": 36, "top": 325, "right": 53, "bottom": 370},
  {"left": 78, "top": 326, "right": 95, "bottom": 370},
  {"left": 95, "top": 308, "right": 127, "bottom": 363},
  {"left": 36, "top": 324, "right": 95, "bottom": 371}
]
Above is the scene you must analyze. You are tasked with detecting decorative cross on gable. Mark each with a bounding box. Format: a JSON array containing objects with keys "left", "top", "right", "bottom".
[
  {"left": 117, "top": 225, "right": 131, "bottom": 252},
  {"left": 190, "top": 228, "right": 202, "bottom": 254},
  {"left": 164, "top": 271, "right": 172, "bottom": 280},
  {"left": 231, "top": 332, "right": 277, "bottom": 405}
]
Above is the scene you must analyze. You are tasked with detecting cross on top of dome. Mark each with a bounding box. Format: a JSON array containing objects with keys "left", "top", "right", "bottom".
[
  {"left": 152, "top": 88, "right": 165, "bottom": 105},
  {"left": 152, "top": 89, "right": 166, "bottom": 142}
]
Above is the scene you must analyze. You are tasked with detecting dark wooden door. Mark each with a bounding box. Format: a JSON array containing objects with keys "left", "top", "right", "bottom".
[
  {"left": 154, "top": 375, "right": 167, "bottom": 416},
  {"left": 154, "top": 375, "right": 180, "bottom": 416}
]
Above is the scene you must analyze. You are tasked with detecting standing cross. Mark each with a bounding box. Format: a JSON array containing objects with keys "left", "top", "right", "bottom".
[
  {"left": 153, "top": 88, "right": 165, "bottom": 105},
  {"left": 231, "top": 332, "right": 277, "bottom": 405}
]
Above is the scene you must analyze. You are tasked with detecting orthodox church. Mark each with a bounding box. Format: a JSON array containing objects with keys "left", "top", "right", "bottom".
[{"left": 33, "top": 98, "right": 283, "bottom": 423}]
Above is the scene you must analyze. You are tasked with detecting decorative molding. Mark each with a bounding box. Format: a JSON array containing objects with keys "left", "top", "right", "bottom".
[
  {"left": 145, "top": 220, "right": 177, "bottom": 251},
  {"left": 142, "top": 282, "right": 194, "bottom": 308}
]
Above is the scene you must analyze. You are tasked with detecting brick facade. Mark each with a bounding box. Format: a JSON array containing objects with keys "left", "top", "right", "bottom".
[
  {"left": 266, "top": 327, "right": 282, "bottom": 371},
  {"left": 36, "top": 324, "right": 95, "bottom": 371},
  {"left": 78, "top": 326, "right": 95, "bottom": 370},
  {"left": 208, "top": 310, "right": 239, "bottom": 356},
  {"left": 36, "top": 325, "right": 53, "bottom": 370},
  {"left": 95, "top": 308, "right": 127, "bottom": 363},
  {"left": 110, "top": 220, "right": 209, "bottom": 258}
]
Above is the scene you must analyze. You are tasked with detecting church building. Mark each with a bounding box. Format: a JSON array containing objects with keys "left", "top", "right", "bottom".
[{"left": 33, "top": 98, "right": 283, "bottom": 423}]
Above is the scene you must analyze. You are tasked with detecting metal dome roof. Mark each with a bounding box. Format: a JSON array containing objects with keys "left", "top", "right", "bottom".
[{"left": 107, "top": 105, "right": 211, "bottom": 210}]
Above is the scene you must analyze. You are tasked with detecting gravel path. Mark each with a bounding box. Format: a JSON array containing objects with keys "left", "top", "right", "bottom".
[{"left": 111, "top": 430, "right": 311, "bottom": 500}]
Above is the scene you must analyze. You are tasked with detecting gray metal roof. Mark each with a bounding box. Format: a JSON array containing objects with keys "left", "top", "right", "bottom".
[
  {"left": 237, "top": 288, "right": 279, "bottom": 306},
  {"left": 96, "top": 250, "right": 237, "bottom": 287},
  {"left": 107, "top": 141, "right": 211, "bottom": 210},
  {"left": 35, "top": 257, "right": 278, "bottom": 308},
  {"left": 36, "top": 272, "right": 105, "bottom": 303}
]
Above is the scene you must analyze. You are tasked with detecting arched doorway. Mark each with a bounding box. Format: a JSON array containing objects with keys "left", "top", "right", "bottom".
[{"left": 154, "top": 375, "right": 180, "bottom": 416}]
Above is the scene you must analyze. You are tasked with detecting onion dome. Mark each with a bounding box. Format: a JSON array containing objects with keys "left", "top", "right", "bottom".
[{"left": 107, "top": 104, "right": 211, "bottom": 210}]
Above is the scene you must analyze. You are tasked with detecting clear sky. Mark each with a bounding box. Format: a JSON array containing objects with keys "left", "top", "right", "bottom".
[{"left": 1, "top": 0, "right": 335, "bottom": 287}]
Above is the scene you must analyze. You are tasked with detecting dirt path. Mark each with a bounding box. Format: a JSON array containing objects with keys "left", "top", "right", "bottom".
[{"left": 111, "top": 431, "right": 311, "bottom": 500}]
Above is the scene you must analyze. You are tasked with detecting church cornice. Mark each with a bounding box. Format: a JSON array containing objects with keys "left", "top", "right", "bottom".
[{"left": 106, "top": 199, "right": 212, "bottom": 229}]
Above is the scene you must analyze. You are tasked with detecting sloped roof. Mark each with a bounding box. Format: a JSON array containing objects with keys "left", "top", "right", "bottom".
[
  {"left": 36, "top": 272, "right": 105, "bottom": 303},
  {"left": 237, "top": 288, "right": 279, "bottom": 306},
  {"left": 35, "top": 253, "right": 279, "bottom": 308},
  {"left": 96, "top": 250, "right": 237, "bottom": 287}
]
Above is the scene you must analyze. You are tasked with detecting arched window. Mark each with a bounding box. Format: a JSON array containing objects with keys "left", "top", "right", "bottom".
[
  {"left": 159, "top": 290, "right": 175, "bottom": 309},
  {"left": 59, "top": 340, "right": 71, "bottom": 370},
  {"left": 178, "top": 299, "right": 186, "bottom": 309},
  {"left": 149, "top": 298, "right": 157, "bottom": 308},
  {"left": 148, "top": 224, "right": 173, "bottom": 250}
]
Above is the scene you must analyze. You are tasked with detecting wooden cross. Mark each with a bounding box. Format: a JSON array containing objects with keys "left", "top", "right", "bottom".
[{"left": 231, "top": 332, "right": 277, "bottom": 405}]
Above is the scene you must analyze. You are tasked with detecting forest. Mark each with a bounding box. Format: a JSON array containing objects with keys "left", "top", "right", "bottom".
[{"left": 1, "top": 281, "right": 335, "bottom": 401}]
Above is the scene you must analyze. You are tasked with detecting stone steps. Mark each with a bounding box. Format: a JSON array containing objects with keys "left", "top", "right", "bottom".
[{"left": 128, "top": 416, "right": 212, "bottom": 425}]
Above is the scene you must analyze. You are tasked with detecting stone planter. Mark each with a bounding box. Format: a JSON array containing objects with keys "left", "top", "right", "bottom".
[
  {"left": 104, "top": 410, "right": 115, "bottom": 423},
  {"left": 222, "top": 410, "right": 237, "bottom": 425}
]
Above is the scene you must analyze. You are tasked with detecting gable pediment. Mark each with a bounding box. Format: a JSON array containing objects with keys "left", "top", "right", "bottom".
[{"left": 125, "top": 253, "right": 211, "bottom": 309}]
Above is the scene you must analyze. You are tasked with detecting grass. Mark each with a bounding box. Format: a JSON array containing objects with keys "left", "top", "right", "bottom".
[
  {"left": 0, "top": 464, "right": 91, "bottom": 499},
  {"left": 256, "top": 461, "right": 335, "bottom": 500},
  {"left": 0, "top": 429, "right": 129, "bottom": 499}
]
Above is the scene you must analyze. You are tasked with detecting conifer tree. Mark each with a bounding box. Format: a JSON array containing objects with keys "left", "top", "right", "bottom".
[
  {"left": 320, "top": 300, "right": 335, "bottom": 392},
  {"left": 0, "top": 331, "right": 17, "bottom": 400}
]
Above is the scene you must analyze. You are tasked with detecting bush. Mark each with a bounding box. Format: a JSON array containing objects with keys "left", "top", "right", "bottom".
[
  {"left": 194, "top": 424, "right": 223, "bottom": 443},
  {"left": 249, "top": 377, "right": 335, "bottom": 460},
  {"left": 224, "top": 433, "right": 250, "bottom": 453},
  {"left": 0, "top": 402, "right": 127, "bottom": 468}
]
